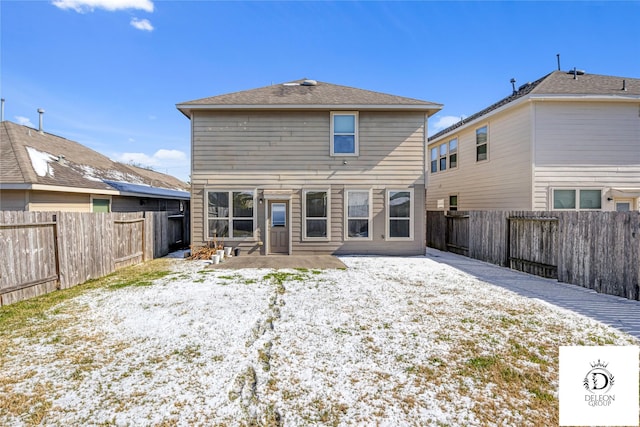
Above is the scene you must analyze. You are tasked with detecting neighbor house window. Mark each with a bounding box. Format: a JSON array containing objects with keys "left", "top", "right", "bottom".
[
  {"left": 330, "top": 112, "right": 358, "bottom": 156},
  {"left": 430, "top": 147, "right": 438, "bottom": 173},
  {"left": 387, "top": 189, "right": 413, "bottom": 240},
  {"left": 92, "top": 197, "right": 111, "bottom": 213},
  {"left": 476, "top": 126, "right": 488, "bottom": 162},
  {"left": 345, "top": 190, "right": 371, "bottom": 239},
  {"left": 552, "top": 189, "right": 602, "bottom": 210},
  {"left": 206, "top": 190, "right": 255, "bottom": 239},
  {"left": 304, "top": 190, "right": 330, "bottom": 239},
  {"left": 449, "top": 138, "right": 458, "bottom": 168},
  {"left": 449, "top": 195, "right": 458, "bottom": 211},
  {"left": 430, "top": 138, "right": 458, "bottom": 173}
]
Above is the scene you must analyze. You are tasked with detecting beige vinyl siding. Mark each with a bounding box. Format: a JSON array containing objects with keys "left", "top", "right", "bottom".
[
  {"left": 426, "top": 103, "right": 533, "bottom": 210},
  {"left": 533, "top": 102, "right": 640, "bottom": 210},
  {"left": 191, "top": 110, "right": 426, "bottom": 253},
  {"left": 0, "top": 190, "right": 28, "bottom": 211},
  {"left": 27, "top": 191, "right": 90, "bottom": 212}
]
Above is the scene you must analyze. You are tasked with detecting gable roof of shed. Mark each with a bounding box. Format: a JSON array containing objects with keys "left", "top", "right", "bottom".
[
  {"left": 177, "top": 79, "right": 442, "bottom": 115},
  {"left": 0, "top": 121, "right": 189, "bottom": 199},
  {"left": 429, "top": 70, "right": 640, "bottom": 141}
]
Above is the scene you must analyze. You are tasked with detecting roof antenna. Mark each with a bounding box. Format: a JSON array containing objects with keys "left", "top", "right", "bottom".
[
  {"left": 510, "top": 78, "right": 517, "bottom": 95},
  {"left": 556, "top": 53, "right": 561, "bottom": 71},
  {"left": 572, "top": 67, "right": 577, "bottom": 80}
]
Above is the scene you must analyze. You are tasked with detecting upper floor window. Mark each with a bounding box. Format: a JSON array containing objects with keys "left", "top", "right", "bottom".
[
  {"left": 207, "top": 190, "right": 255, "bottom": 239},
  {"left": 476, "top": 126, "right": 488, "bottom": 162},
  {"left": 430, "top": 138, "right": 458, "bottom": 173},
  {"left": 345, "top": 189, "right": 372, "bottom": 240},
  {"left": 553, "top": 189, "right": 602, "bottom": 210},
  {"left": 303, "top": 190, "right": 330, "bottom": 239},
  {"left": 331, "top": 112, "right": 359, "bottom": 156}
]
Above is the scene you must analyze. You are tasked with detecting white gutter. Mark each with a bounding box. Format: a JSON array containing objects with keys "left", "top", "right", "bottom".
[{"left": 0, "top": 183, "right": 189, "bottom": 199}]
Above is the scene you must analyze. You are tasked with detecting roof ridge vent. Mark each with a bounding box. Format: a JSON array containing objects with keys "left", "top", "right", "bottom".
[{"left": 301, "top": 79, "right": 317, "bottom": 86}]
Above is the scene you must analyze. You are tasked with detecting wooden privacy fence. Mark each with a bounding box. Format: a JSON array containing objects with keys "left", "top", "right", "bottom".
[
  {"left": 0, "top": 211, "right": 181, "bottom": 306},
  {"left": 427, "top": 210, "right": 640, "bottom": 300}
]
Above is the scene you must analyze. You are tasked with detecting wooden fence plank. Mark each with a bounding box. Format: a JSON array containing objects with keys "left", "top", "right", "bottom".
[{"left": 427, "top": 210, "right": 640, "bottom": 300}]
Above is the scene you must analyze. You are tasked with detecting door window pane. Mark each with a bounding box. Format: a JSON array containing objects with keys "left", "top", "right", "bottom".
[
  {"left": 616, "top": 202, "right": 631, "bottom": 212},
  {"left": 272, "top": 203, "right": 286, "bottom": 227},
  {"left": 347, "top": 191, "right": 370, "bottom": 239}
]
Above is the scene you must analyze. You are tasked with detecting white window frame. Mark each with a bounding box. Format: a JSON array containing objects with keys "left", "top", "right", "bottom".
[
  {"left": 302, "top": 189, "right": 331, "bottom": 241},
  {"left": 205, "top": 189, "right": 257, "bottom": 240},
  {"left": 449, "top": 194, "right": 458, "bottom": 212},
  {"left": 330, "top": 111, "right": 359, "bottom": 156},
  {"left": 344, "top": 189, "right": 373, "bottom": 241},
  {"left": 430, "top": 138, "right": 458, "bottom": 174},
  {"left": 551, "top": 188, "right": 603, "bottom": 211},
  {"left": 476, "top": 125, "right": 489, "bottom": 162},
  {"left": 386, "top": 188, "right": 414, "bottom": 241}
]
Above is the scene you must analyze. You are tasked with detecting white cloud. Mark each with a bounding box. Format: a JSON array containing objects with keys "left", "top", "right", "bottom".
[
  {"left": 116, "top": 149, "right": 186, "bottom": 167},
  {"left": 130, "top": 17, "right": 154, "bottom": 31},
  {"left": 52, "top": 0, "right": 153, "bottom": 13},
  {"left": 153, "top": 149, "right": 186, "bottom": 161},
  {"left": 431, "top": 115, "right": 466, "bottom": 132},
  {"left": 15, "top": 116, "right": 34, "bottom": 127}
]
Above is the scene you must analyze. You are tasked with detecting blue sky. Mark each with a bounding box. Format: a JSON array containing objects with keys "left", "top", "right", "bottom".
[{"left": 2, "top": 1, "right": 639, "bottom": 182}]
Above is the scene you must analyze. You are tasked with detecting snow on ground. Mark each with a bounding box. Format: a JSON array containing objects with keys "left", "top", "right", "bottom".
[{"left": 1, "top": 255, "right": 636, "bottom": 426}]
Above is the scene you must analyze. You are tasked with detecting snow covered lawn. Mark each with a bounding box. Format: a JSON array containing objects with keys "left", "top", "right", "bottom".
[{"left": 1, "top": 255, "right": 636, "bottom": 426}]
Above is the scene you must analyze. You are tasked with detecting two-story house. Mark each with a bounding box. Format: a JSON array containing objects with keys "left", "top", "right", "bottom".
[
  {"left": 427, "top": 71, "right": 640, "bottom": 212},
  {"left": 177, "top": 79, "right": 442, "bottom": 255}
]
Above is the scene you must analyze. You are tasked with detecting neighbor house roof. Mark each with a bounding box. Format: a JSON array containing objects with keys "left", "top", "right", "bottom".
[
  {"left": 177, "top": 79, "right": 443, "bottom": 116},
  {"left": 0, "top": 121, "right": 189, "bottom": 200},
  {"left": 429, "top": 70, "right": 640, "bottom": 141}
]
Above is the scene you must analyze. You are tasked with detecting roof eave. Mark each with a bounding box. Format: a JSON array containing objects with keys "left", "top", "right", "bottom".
[
  {"left": 177, "top": 103, "right": 443, "bottom": 116},
  {"left": 117, "top": 190, "right": 190, "bottom": 200},
  {"left": 429, "top": 96, "right": 531, "bottom": 144},
  {"left": 528, "top": 94, "right": 640, "bottom": 102}
]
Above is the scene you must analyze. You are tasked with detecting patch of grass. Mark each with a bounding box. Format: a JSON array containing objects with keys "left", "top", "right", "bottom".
[
  {"left": 107, "top": 270, "right": 172, "bottom": 290},
  {"left": 0, "top": 258, "right": 173, "bottom": 344}
]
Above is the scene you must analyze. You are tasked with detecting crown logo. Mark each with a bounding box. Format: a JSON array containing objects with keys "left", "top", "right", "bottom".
[{"left": 590, "top": 359, "right": 609, "bottom": 369}]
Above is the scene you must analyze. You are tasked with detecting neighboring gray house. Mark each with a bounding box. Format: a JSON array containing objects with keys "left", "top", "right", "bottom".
[
  {"left": 177, "top": 79, "right": 442, "bottom": 255},
  {"left": 0, "top": 120, "right": 191, "bottom": 245},
  {"left": 427, "top": 71, "right": 640, "bottom": 212}
]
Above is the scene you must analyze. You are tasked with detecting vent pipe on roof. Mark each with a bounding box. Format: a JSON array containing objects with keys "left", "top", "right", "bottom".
[
  {"left": 510, "top": 78, "right": 517, "bottom": 95},
  {"left": 622, "top": 79, "right": 627, "bottom": 91},
  {"left": 1, "top": 98, "right": 4, "bottom": 122},
  {"left": 556, "top": 54, "right": 561, "bottom": 71},
  {"left": 37, "top": 108, "right": 45, "bottom": 133}
]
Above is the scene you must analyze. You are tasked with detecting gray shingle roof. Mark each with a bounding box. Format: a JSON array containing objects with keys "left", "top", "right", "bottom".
[
  {"left": 177, "top": 79, "right": 442, "bottom": 114},
  {"left": 0, "top": 121, "right": 189, "bottom": 197},
  {"left": 429, "top": 70, "right": 640, "bottom": 141}
]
